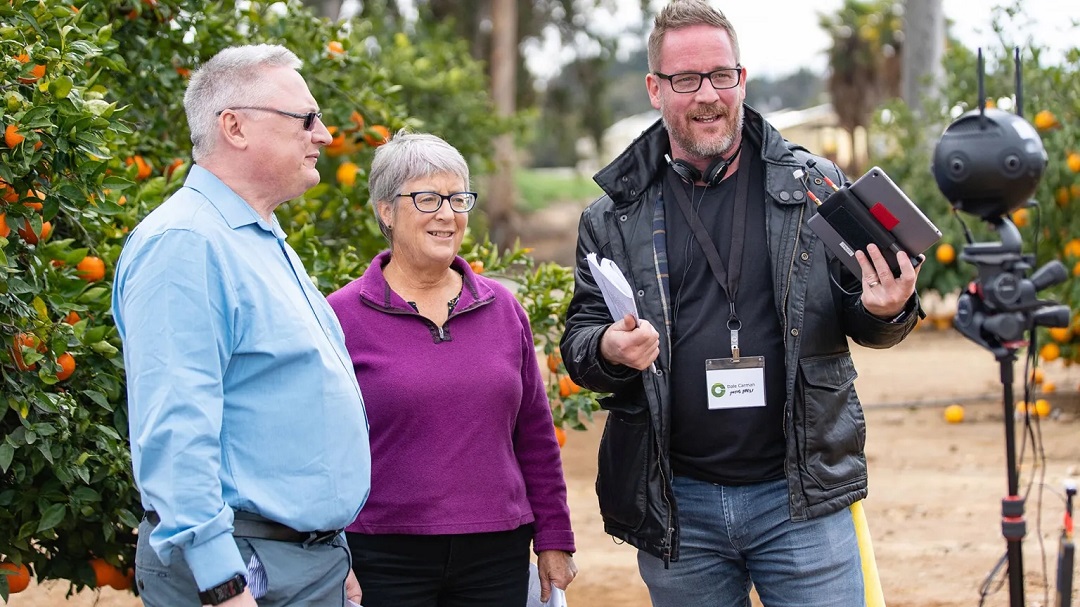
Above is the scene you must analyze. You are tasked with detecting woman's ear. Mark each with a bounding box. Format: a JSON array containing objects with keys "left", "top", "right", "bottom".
[{"left": 377, "top": 200, "right": 394, "bottom": 230}]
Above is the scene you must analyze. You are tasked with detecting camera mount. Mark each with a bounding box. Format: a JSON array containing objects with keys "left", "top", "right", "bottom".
[{"left": 933, "top": 48, "right": 1072, "bottom": 607}]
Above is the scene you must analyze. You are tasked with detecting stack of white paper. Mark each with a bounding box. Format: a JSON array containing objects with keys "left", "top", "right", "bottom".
[{"left": 586, "top": 252, "right": 638, "bottom": 323}]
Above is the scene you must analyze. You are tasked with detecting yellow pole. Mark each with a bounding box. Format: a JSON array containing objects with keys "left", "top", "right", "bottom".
[{"left": 852, "top": 500, "right": 886, "bottom": 607}]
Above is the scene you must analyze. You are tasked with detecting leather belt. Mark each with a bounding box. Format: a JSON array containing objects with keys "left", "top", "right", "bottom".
[{"left": 144, "top": 511, "right": 342, "bottom": 547}]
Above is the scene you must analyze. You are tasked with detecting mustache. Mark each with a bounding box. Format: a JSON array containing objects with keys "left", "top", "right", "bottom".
[{"left": 688, "top": 104, "right": 729, "bottom": 120}]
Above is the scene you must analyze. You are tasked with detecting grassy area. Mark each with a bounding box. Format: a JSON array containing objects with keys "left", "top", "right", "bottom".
[{"left": 515, "top": 168, "right": 603, "bottom": 212}]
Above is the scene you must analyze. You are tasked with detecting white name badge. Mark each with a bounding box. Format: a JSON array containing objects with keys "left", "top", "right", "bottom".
[{"left": 705, "top": 356, "right": 767, "bottom": 409}]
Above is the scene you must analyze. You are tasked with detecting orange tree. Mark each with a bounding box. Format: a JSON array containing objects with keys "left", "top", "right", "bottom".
[
  {"left": 873, "top": 10, "right": 1079, "bottom": 364},
  {"left": 2, "top": 0, "right": 596, "bottom": 597}
]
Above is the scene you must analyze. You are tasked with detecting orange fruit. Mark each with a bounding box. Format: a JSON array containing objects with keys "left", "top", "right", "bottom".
[
  {"left": 546, "top": 350, "right": 562, "bottom": 374},
  {"left": 554, "top": 425, "right": 567, "bottom": 448},
  {"left": 1011, "top": 208, "right": 1028, "bottom": 228},
  {"left": 1068, "top": 152, "right": 1080, "bottom": 173},
  {"left": 326, "top": 40, "right": 345, "bottom": 57},
  {"left": 22, "top": 188, "right": 45, "bottom": 211},
  {"left": 0, "top": 212, "right": 9, "bottom": 239},
  {"left": 349, "top": 110, "right": 365, "bottom": 131},
  {"left": 63, "top": 310, "right": 81, "bottom": 325},
  {"left": 16, "top": 58, "right": 45, "bottom": 84},
  {"left": 1039, "top": 343, "right": 1060, "bottom": 362},
  {"left": 1063, "top": 239, "right": 1080, "bottom": 259},
  {"left": 11, "top": 333, "right": 41, "bottom": 371},
  {"left": 1029, "top": 368, "right": 1045, "bottom": 384},
  {"left": 17, "top": 219, "right": 51, "bottom": 244},
  {"left": 175, "top": 66, "right": 190, "bottom": 78},
  {"left": 1048, "top": 327, "right": 1072, "bottom": 343},
  {"left": 76, "top": 256, "right": 106, "bottom": 282},
  {"left": 165, "top": 158, "right": 185, "bottom": 181},
  {"left": 1073, "top": 261, "right": 1080, "bottom": 277},
  {"left": 469, "top": 259, "right": 484, "bottom": 274},
  {"left": 943, "top": 404, "right": 964, "bottom": 424},
  {"left": 1041, "top": 381, "right": 1056, "bottom": 394},
  {"left": 0, "top": 180, "right": 18, "bottom": 203},
  {"left": 935, "top": 243, "right": 956, "bottom": 265},
  {"left": 1034, "top": 399, "right": 1051, "bottom": 418},
  {"left": 125, "top": 155, "right": 153, "bottom": 180},
  {"left": 1056, "top": 187, "right": 1071, "bottom": 207},
  {"left": 336, "top": 161, "right": 358, "bottom": 187},
  {"left": 1032, "top": 110, "right": 1058, "bottom": 131},
  {"left": 5, "top": 123, "right": 25, "bottom": 147},
  {"left": 0, "top": 562, "right": 31, "bottom": 594},
  {"left": 55, "top": 352, "right": 75, "bottom": 381},
  {"left": 364, "top": 125, "right": 390, "bottom": 147},
  {"left": 558, "top": 375, "right": 581, "bottom": 398},
  {"left": 89, "top": 558, "right": 127, "bottom": 588}
]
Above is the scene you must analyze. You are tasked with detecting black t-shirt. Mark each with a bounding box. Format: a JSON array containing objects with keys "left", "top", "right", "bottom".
[{"left": 663, "top": 150, "right": 787, "bottom": 485}]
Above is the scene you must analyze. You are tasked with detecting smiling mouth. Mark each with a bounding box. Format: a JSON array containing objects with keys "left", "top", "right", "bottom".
[{"left": 428, "top": 230, "right": 455, "bottom": 238}]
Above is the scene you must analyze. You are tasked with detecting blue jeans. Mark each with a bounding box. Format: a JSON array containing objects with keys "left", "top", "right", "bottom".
[{"left": 637, "top": 476, "right": 865, "bottom": 607}]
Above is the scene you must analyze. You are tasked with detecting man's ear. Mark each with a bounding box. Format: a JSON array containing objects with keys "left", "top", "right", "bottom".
[
  {"left": 219, "top": 110, "right": 250, "bottom": 151},
  {"left": 646, "top": 73, "right": 662, "bottom": 111}
]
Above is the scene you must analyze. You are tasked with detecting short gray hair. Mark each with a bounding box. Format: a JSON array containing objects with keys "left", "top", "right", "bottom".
[
  {"left": 184, "top": 44, "right": 303, "bottom": 163},
  {"left": 647, "top": 0, "right": 740, "bottom": 72},
  {"left": 368, "top": 130, "right": 471, "bottom": 244}
]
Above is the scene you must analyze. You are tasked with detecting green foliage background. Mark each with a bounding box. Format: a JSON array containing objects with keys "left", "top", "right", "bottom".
[{"left": 1, "top": 0, "right": 595, "bottom": 596}]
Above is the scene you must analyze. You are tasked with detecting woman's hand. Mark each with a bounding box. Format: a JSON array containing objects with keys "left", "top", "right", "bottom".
[{"left": 536, "top": 549, "right": 578, "bottom": 603}]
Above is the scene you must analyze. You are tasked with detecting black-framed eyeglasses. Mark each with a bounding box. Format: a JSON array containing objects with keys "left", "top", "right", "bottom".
[
  {"left": 396, "top": 191, "right": 478, "bottom": 213},
  {"left": 216, "top": 107, "right": 323, "bottom": 131},
  {"left": 653, "top": 67, "right": 742, "bottom": 93}
]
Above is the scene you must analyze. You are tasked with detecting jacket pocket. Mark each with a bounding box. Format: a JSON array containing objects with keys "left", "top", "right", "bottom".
[
  {"left": 596, "top": 406, "right": 650, "bottom": 531},
  {"left": 796, "top": 353, "right": 866, "bottom": 492}
]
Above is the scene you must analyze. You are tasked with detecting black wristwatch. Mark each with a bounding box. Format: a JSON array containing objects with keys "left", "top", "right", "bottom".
[{"left": 198, "top": 573, "right": 247, "bottom": 605}]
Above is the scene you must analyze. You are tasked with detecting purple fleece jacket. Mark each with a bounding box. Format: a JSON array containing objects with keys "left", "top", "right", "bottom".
[{"left": 327, "top": 251, "right": 575, "bottom": 553}]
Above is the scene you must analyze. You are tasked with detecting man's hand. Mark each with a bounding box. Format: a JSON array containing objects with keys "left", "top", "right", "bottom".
[
  {"left": 855, "top": 244, "right": 920, "bottom": 319},
  {"left": 599, "top": 314, "right": 660, "bottom": 371},
  {"left": 536, "top": 550, "right": 578, "bottom": 603},
  {"left": 345, "top": 569, "right": 363, "bottom": 605},
  {"left": 215, "top": 589, "right": 258, "bottom": 607}
]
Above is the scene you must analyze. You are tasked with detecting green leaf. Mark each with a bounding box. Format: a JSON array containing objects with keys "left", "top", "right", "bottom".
[
  {"left": 50, "top": 75, "right": 75, "bottom": 99},
  {"left": 117, "top": 508, "right": 140, "bottom": 529},
  {"left": 0, "top": 443, "right": 14, "bottom": 473},
  {"left": 36, "top": 503, "right": 66, "bottom": 533}
]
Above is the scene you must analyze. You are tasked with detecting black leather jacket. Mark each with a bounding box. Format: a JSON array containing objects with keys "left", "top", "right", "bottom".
[{"left": 560, "top": 106, "right": 917, "bottom": 563}]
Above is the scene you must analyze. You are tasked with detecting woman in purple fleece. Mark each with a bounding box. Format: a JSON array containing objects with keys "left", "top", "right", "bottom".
[{"left": 327, "top": 131, "right": 577, "bottom": 607}]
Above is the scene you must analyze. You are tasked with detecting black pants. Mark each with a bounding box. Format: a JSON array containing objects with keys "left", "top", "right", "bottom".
[{"left": 346, "top": 525, "right": 533, "bottom": 607}]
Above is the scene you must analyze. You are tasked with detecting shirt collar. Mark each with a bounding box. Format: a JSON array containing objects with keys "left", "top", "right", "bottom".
[{"left": 183, "top": 164, "right": 287, "bottom": 239}]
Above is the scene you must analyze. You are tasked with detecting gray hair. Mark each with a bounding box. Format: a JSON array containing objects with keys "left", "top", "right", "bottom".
[
  {"left": 184, "top": 44, "right": 303, "bottom": 163},
  {"left": 368, "top": 130, "right": 471, "bottom": 244},
  {"left": 647, "top": 0, "right": 741, "bottom": 72}
]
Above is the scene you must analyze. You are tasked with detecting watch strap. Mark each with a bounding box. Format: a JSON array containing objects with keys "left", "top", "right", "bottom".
[{"left": 197, "top": 573, "right": 247, "bottom": 605}]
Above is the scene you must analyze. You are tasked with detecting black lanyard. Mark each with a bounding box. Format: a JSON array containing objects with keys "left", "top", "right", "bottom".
[{"left": 667, "top": 142, "right": 751, "bottom": 357}]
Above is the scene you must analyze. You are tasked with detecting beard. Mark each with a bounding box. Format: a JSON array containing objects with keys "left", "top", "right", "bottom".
[{"left": 662, "top": 100, "right": 744, "bottom": 162}]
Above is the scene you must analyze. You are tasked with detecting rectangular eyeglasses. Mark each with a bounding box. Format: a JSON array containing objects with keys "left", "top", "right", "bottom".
[
  {"left": 653, "top": 67, "right": 742, "bottom": 94},
  {"left": 396, "top": 191, "right": 478, "bottom": 213}
]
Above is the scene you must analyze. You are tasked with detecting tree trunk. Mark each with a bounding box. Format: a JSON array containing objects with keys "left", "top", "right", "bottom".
[
  {"left": 901, "top": 0, "right": 945, "bottom": 110},
  {"left": 488, "top": 0, "right": 519, "bottom": 250}
]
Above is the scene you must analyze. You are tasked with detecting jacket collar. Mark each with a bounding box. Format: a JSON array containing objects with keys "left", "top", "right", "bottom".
[
  {"left": 356, "top": 250, "right": 496, "bottom": 313},
  {"left": 593, "top": 105, "right": 802, "bottom": 208}
]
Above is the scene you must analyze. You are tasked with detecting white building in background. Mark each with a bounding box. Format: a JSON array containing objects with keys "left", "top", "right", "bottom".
[{"left": 583, "top": 104, "right": 866, "bottom": 175}]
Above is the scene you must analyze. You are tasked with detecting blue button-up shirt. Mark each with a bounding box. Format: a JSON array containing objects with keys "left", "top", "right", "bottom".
[{"left": 113, "top": 165, "right": 370, "bottom": 590}]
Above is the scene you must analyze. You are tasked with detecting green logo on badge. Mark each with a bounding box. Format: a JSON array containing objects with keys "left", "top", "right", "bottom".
[{"left": 711, "top": 383, "right": 726, "bottom": 398}]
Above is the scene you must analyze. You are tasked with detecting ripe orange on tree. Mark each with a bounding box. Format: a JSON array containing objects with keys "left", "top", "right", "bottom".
[
  {"left": 326, "top": 40, "right": 345, "bottom": 57},
  {"left": 1048, "top": 327, "right": 1072, "bottom": 343},
  {"left": 1039, "top": 343, "right": 1060, "bottom": 362},
  {"left": 1029, "top": 367, "right": 1045, "bottom": 384},
  {"left": 17, "top": 219, "right": 51, "bottom": 244},
  {"left": 1068, "top": 152, "right": 1080, "bottom": 174},
  {"left": 1032, "top": 110, "right": 1058, "bottom": 131},
  {"left": 469, "top": 259, "right": 484, "bottom": 274},
  {"left": 558, "top": 375, "right": 581, "bottom": 398},
  {"left": 63, "top": 310, "right": 81, "bottom": 325},
  {"left": 336, "top": 161, "right": 359, "bottom": 187},
  {"left": 0, "top": 562, "right": 31, "bottom": 594},
  {"left": 554, "top": 425, "right": 567, "bottom": 448},
  {"left": 364, "top": 125, "right": 391, "bottom": 147},
  {"left": 349, "top": 110, "right": 365, "bottom": 131},
  {"left": 935, "top": 243, "right": 956, "bottom": 265},
  {"left": 55, "top": 352, "right": 76, "bottom": 381},
  {"left": 5, "top": 123, "right": 25, "bottom": 147},
  {"left": 90, "top": 558, "right": 132, "bottom": 589},
  {"left": 76, "top": 255, "right": 106, "bottom": 282},
  {"left": 546, "top": 350, "right": 562, "bottom": 374},
  {"left": 11, "top": 333, "right": 43, "bottom": 371},
  {"left": 125, "top": 155, "right": 153, "bottom": 180},
  {"left": 0, "top": 212, "right": 9, "bottom": 239},
  {"left": 22, "top": 188, "right": 45, "bottom": 211}
]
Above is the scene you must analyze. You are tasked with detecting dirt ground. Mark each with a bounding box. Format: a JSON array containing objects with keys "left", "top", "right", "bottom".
[{"left": 8, "top": 330, "right": 1079, "bottom": 607}]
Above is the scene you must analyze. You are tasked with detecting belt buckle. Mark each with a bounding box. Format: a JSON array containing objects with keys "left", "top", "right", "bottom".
[{"left": 303, "top": 529, "right": 340, "bottom": 547}]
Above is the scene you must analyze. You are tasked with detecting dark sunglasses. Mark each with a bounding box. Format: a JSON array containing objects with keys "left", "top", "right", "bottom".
[{"left": 216, "top": 107, "right": 323, "bottom": 131}]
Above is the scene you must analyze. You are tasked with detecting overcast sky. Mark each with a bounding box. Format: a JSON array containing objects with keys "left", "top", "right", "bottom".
[{"left": 526, "top": 0, "right": 1079, "bottom": 80}]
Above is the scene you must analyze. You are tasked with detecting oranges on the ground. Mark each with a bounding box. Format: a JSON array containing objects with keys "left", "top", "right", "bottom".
[
  {"left": 76, "top": 256, "right": 106, "bottom": 282},
  {"left": 943, "top": 404, "right": 964, "bottom": 424},
  {"left": 55, "top": 353, "right": 76, "bottom": 381},
  {"left": 336, "top": 161, "right": 359, "bottom": 187},
  {"left": 935, "top": 243, "right": 956, "bottom": 265},
  {"left": 558, "top": 375, "right": 581, "bottom": 398},
  {"left": 5, "top": 123, "right": 25, "bottom": 147},
  {"left": 554, "top": 425, "right": 566, "bottom": 448},
  {"left": 0, "top": 562, "right": 30, "bottom": 594}
]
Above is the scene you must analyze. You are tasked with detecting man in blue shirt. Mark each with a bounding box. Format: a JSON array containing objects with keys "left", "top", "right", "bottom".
[{"left": 113, "top": 44, "right": 370, "bottom": 607}]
